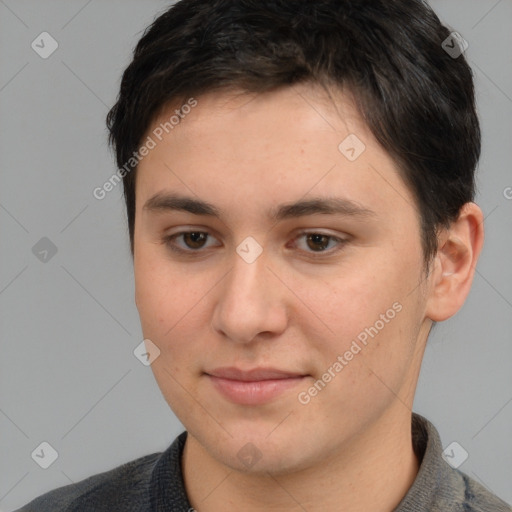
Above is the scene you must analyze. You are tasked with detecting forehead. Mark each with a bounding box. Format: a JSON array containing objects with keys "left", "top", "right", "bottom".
[
  {"left": 148, "top": 84, "right": 368, "bottom": 150},
  {"left": 135, "top": 84, "right": 416, "bottom": 224}
]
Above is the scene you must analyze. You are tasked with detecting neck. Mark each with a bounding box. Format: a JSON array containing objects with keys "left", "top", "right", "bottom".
[{"left": 182, "top": 407, "right": 420, "bottom": 512}]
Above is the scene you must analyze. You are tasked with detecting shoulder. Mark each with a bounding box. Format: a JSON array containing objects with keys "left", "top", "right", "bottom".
[
  {"left": 14, "top": 451, "right": 161, "bottom": 512},
  {"left": 399, "top": 414, "right": 512, "bottom": 512},
  {"left": 454, "top": 471, "right": 512, "bottom": 512}
]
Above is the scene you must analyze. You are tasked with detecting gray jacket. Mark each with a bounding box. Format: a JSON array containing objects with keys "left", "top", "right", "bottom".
[{"left": 16, "top": 413, "right": 512, "bottom": 511}]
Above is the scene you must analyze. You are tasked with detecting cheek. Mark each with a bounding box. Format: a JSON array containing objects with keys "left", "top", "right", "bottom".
[
  {"left": 133, "top": 251, "right": 203, "bottom": 406},
  {"left": 133, "top": 246, "right": 216, "bottom": 364},
  {"left": 134, "top": 247, "right": 184, "bottom": 334},
  {"left": 133, "top": 254, "right": 218, "bottom": 426},
  {"left": 297, "top": 257, "right": 405, "bottom": 340},
  {"left": 297, "top": 244, "right": 424, "bottom": 378}
]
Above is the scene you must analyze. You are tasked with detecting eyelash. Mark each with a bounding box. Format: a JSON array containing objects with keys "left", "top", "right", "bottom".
[{"left": 162, "top": 230, "right": 348, "bottom": 258}]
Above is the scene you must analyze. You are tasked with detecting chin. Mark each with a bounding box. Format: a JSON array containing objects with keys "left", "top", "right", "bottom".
[{"left": 204, "top": 427, "right": 319, "bottom": 476}]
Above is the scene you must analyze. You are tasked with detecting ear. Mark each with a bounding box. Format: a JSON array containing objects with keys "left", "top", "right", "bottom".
[{"left": 425, "top": 202, "right": 484, "bottom": 322}]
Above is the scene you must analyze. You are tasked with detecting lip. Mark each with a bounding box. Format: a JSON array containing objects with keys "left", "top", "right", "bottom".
[{"left": 205, "top": 367, "right": 308, "bottom": 405}]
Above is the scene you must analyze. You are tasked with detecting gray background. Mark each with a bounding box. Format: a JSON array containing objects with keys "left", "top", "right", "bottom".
[{"left": 0, "top": 0, "right": 511, "bottom": 510}]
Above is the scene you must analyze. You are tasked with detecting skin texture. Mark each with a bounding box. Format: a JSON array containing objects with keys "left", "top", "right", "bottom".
[{"left": 133, "top": 83, "right": 484, "bottom": 511}]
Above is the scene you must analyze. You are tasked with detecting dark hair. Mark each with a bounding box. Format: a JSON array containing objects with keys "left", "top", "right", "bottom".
[{"left": 106, "top": 0, "right": 480, "bottom": 265}]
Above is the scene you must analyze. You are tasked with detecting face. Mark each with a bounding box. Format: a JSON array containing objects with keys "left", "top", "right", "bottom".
[{"left": 133, "top": 84, "right": 432, "bottom": 475}]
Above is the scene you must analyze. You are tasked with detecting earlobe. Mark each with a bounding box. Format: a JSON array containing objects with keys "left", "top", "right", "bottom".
[{"left": 425, "top": 202, "right": 484, "bottom": 322}]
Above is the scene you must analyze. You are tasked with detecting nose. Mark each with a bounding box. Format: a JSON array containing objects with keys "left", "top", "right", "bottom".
[{"left": 211, "top": 246, "right": 288, "bottom": 344}]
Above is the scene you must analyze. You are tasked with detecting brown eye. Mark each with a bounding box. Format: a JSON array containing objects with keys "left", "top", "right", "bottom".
[
  {"left": 305, "top": 234, "right": 331, "bottom": 252},
  {"left": 182, "top": 232, "right": 208, "bottom": 249},
  {"left": 163, "top": 231, "right": 219, "bottom": 255},
  {"left": 291, "top": 231, "right": 348, "bottom": 257}
]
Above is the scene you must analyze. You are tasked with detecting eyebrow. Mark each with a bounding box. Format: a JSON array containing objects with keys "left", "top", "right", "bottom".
[{"left": 143, "top": 192, "right": 377, "bottom": 221}]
